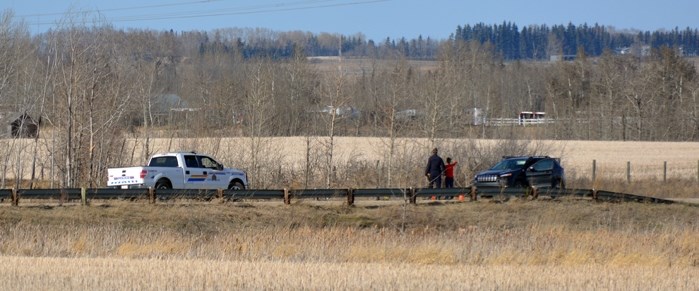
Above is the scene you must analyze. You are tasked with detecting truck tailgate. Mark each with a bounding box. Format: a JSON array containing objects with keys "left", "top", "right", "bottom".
[{"left": 107, "top": 167, "right": 146, "bottom": 187}]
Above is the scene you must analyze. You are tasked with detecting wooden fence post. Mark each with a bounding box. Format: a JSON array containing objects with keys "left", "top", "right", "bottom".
[
  {"left": 283, "top": 188, "right": 290, "bottom": 205},
  {"left": 11, "top": 187, "right": 18, "bottom": 206},
  {"left": 59, "top": 189, "right": 66, "bottom": 206},
  {"left": 470, "top": 186, "right": 477, "bottom": 201},
  {"left": 409, "top": 188, "right": 416, "bottom": 204},
  {"left": 626, "top": 161, "right": 631, "bottom": 183},
  {"left": 149, "top": 187, "right": 155, "bottom": 204},
  {"left": 531, "top": 187, "right": 539, "bottom": 200},
  {"left": 81, "top": 187, "right": 87, "bottom": 206},
  {"left": 592, "top": 159, "right": 596, "bottom": 184},
  {"left": 347, "top": 188, "right": 354, "bottom": 206},
  {"left": 663, "top": 161, "right": 667, "bottom": 183},
  {"left": 217, "top": 189, "right": 224, "bottom": 203}
]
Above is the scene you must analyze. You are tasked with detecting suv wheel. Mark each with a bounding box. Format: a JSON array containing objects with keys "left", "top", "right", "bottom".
[{"left": 554, "top": 179, "right": 565, "bottom": 189}]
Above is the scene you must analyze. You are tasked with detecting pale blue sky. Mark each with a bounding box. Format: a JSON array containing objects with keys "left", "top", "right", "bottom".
[{"left": 4, "top": 0, "right": 698, "bottom": 41}]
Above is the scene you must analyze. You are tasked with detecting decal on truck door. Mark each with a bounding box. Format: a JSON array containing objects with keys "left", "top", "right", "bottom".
[{"left": 188, "top": 174, "right": 208, "bottom": 182}]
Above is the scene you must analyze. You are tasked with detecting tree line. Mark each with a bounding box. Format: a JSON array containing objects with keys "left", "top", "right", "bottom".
[
  {"left": 0, "top": 10, "right": 698, "bottom": 188},
  {"left": 192, "top": 22, "right": 699, "bottom": 61},
  {"left": 455, "top": 22, "right": 699, "bottom": 60}
]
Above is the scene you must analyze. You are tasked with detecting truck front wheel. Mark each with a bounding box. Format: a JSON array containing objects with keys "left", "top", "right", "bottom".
[{"left": 228, "top": 181, "right": 245, "bottom": 190}]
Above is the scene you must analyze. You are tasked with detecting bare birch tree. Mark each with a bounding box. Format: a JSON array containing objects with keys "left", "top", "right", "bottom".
[
  {"left": 317, "top": 53, "right": 352, "bottom": 188},
  {"left": 240, "top": 58, "right": 279, "bottom": 188},
  {"left": 40, "top": 12, "right": 135, "bottom": 187},
  {"left": 0, "top": 11, "right": 34, "bottom": 187}
]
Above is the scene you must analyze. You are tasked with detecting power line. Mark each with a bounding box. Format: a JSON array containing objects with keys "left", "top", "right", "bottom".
[
  {"left": 112, "top": 0, "right": 388, "bottom": 22},
  {"left": 21, "top": 0, "right": 389, "bottom": 27},
  {"left": 105, "top": 0, "right": 361, "bottom": 21},
  {"left": 17, "top": 0, "right": 226, "bottom": 17}
]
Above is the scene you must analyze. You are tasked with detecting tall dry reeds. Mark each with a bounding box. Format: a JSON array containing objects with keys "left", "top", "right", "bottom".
[
  {"left": 0, "top": 256, "right": 697, "bottom": 290},
  {"left": 0, "top": 198, "right": 697, "bottom": 289},
  {"left": 0, "top": 201, "right": 696, "bottom": 266}
]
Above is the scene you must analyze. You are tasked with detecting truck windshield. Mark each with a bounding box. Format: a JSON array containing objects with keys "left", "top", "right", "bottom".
[
  {"left": 198, "top": 156, "right": 218, "bottom": 169},
  {"left": 490, "top": 159, "right": 527, "bottom": 171}
]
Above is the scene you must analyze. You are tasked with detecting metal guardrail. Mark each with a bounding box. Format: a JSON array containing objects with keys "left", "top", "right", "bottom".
[
  {"left": 0, "top": 186, "right": 682, "bottom": 206},
  {"left": 593, "top": 190, "right": 675, "bottom": 204},
  {"left": 0, "top": 189, "right": 11, "bottom": 200}
]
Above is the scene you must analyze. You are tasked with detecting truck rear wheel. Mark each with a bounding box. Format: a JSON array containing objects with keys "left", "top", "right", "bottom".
[{"left": 155, "top": 180, "right": 172, "bottom": 190}]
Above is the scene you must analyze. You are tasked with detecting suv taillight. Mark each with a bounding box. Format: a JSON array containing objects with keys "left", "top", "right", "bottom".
[{"left": 140, "top": 169, "right": 147, "bottom": 179}]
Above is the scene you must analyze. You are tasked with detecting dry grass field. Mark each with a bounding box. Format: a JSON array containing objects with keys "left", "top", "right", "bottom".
[
  {"left": 0, "top": 199, "right": 697, "bottom": 289},
  {"left": 3, "top": 136, "right": 699, "bottom": 197},
  {"left": 310, "top": 57, "right": 439, "bottom": 75},
  {"left": 128, "top": 137, "right": 699, "bottom": 197},
  {"left": 4, "top": 136, "right": 699, "bottom": 181},
  {"left": 112, "top": 137, "right": 699, "bottom": 183},
  {"left": 1, "top": 256, "right": 696, "bottom": 290}
]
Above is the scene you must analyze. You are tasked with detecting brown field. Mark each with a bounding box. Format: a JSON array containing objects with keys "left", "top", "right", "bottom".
[
  {"left": 0, "top": 199, "right": 697, "bottom": 289},
  {"left": 2, "top": 137, "right": 699, "bottom": 197},
  {"left": 116, "top": 137, "right": 699, "bottom": 197},
  {"left": 104, "top": 137, "right": 699, "bottom": 183},
  {"left": 310, "top": 57, "right": 439, "bottom": 75},
  {"left": 7, "top": 136, "right": 699, "bottom": 180}
]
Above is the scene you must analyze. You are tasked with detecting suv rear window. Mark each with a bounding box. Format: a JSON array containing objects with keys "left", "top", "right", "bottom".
[{"left": 149, "top": 156, "right": 178, "bottom": 167}]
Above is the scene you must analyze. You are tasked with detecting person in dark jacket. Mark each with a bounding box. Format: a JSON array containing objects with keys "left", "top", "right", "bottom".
[{"left": 425, "top": 148, "right": 445, "bottom": 188}]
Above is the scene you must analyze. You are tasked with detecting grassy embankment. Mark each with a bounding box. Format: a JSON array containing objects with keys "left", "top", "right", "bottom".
[{"left": 0, "top": 199, "right": 697, "bottom": 289}]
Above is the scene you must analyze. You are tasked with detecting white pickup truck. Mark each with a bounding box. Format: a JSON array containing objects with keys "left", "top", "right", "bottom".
[{"left": 107, "top": 152, "right": 248, "bottom": 190}]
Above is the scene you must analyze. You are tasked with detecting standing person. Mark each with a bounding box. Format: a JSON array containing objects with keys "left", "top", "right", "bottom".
[
  {"left": 425, "top": 148, "right": 445, "bottom": 188},
  {"left": 444, "top": 157, "right": 458, "bottom": 188}
]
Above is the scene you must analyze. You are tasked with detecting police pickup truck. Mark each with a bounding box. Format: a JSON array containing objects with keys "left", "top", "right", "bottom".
[{"left": 107, "top": 152, "right": 248, "bottom": 190}]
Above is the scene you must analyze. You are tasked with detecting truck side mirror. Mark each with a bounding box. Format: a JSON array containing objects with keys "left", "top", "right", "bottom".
[{"left": 216, "top": 163, "right": 224, "bottom": 171}]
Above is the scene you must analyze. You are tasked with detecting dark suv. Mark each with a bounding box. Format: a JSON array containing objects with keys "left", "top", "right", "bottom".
[{"left": 473, "top": 156, "right": 565, "bottom": 189}]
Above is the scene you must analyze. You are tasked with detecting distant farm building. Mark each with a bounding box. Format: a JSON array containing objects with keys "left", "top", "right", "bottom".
[
  {"left": 485, "top": 111, "right": 553, "bottom": 126},
  {"left": 0, "top": 112, "right": 40, "bottom": 138},
  {"left": 518, "top": 111, "right": 549, "bottom": 125}
]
